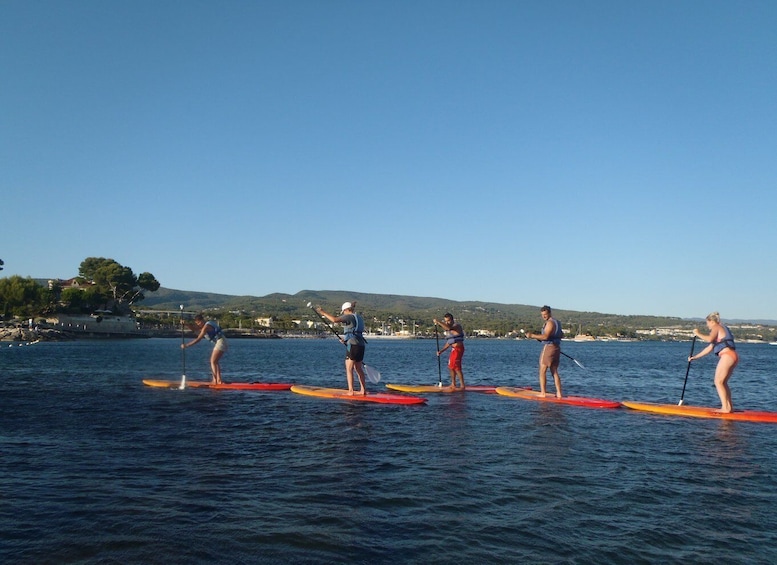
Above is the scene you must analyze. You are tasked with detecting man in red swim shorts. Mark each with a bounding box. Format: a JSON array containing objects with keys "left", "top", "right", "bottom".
[{"left": 433, "top": 313, "right": 466, "bottom": 389}]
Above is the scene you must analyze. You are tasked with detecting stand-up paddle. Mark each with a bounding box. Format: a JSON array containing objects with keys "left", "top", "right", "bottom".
[
  {"left": 521, "top": 328, "right": 585, "bottom": 369},
  {"left": 435, "top": 325, "right": 443, "bottom": 387},
  {"left": 307, "top": 302, "right": 381, "bottom": 384},
  {"left": 308, "top": 302, "right": 346, "bottom": 340},
  {"left": 179, "top": 304, "right": 186, "bottom": 390},
  {"left": 678, "top": 336, "right": 697, "bottom": 406},
  {"left": 561, "top": 351, "right": 586, "bottom": 369}
]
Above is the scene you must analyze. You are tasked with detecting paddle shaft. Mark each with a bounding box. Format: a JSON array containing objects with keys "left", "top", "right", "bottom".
[
  {"left": 310, "top": 305, "right": 345, "bottom": 341},
  {"left": 560, "top": 350, "right": 585, "bottom": 369},
  {"left": 679, "top": 336, "right": 698, "bottom": 405},
  {"left": 435, "top": 326, "right": 442, "bottom": 386},
  {"left": 180, "top": 310, "right": 185, "bottom": 374},
  {"left": 179, "top": 305, "right": 186, "bottom": 389}
]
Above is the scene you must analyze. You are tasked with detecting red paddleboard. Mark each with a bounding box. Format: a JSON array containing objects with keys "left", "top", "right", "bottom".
[
  {"left": 143, "top": 379, "right": 292, "bottom": 391},
  {"left": 495, "top": 387, "right": 621, "bottom": 409},
  {"left": 290, "top": 385, "right": 426, "bottom": 405},
  {"left": 622, "top": 401, "right": 777, "bottom": 423}
]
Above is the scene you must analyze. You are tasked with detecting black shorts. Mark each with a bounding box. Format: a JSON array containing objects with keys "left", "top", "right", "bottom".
[{"left": 346, "top": 344, "right": 365, "bottom": 362}]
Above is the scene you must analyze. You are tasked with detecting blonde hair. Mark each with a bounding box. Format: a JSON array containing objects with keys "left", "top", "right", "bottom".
[{"left": 706, "top": 312, "right": 721, "bottom": 323}]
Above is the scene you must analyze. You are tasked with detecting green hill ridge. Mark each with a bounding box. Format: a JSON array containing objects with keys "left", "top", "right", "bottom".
[{"left": 139, "top": 287, "right": 703, "bottom": 338}]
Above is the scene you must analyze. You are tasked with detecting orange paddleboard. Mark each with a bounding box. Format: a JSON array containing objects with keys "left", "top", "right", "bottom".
[
  {"left": 291, "top": 385, "right": 426, "bottom": 405},
  {"left": 496, "top": 387, "right": 621, "bottom": 408}
]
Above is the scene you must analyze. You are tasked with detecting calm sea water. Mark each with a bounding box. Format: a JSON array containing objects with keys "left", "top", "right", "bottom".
[{"left": 2, "top": 338, "right": 777, "bottom": 564}]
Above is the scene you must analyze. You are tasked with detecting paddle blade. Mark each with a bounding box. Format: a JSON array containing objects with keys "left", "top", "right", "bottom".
[
  {"left": 561, "top": 351, "right": 585, "bottom": 369},
  {"left": 364, "top": 364, "right": 381, "bottom": 384},
  {"left": 179, "top": 374, "right": 186, "bottom": 390}
]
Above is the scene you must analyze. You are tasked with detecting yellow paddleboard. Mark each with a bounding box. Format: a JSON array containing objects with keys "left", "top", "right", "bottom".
[
  {"left": 290, "top": 385, "right": 426, "bottom": 405},
  {"left": 385, "top": 383, "right": 496, "bottom": 393},
  {"left": 622, "top": 401, "right": 777, "bottom": 423},
  {"left": 143, "top": 379, "right": 291, "bottom": 390}
]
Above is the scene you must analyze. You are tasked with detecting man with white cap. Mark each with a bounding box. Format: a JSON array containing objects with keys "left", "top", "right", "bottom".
[{"left": 315, "top": 301, "right": 367, "bottom": 396}]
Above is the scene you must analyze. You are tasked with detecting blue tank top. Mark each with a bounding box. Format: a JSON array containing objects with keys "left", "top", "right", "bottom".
[
  {"left": 712, "top": 325, "right": 736, "bottom": 356},
  {"left": 342, "top": 314, "right": 365, "bottom": 346},
  {"left": 445, "top": 323, "right": 465, "bottom": 346},
  {"left": 541, "top": 318, "right": 563, "bottom": 346},
  {"left": 204, "top": 321, "right": 225, "bottom": 342}
]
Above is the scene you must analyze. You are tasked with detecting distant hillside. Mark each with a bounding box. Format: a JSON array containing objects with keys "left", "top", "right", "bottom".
[
  {"left": 140, "top": 287, "right": 248, "bottom": 311},
  {"left": 139, "top": 287, "right": 696, "bottom": 332},
  {"left": 141, "top": 287, "right": 491, "bottom": 317},
  {"left": 22, "top": 279, "right": 774, "bottom": 335}
]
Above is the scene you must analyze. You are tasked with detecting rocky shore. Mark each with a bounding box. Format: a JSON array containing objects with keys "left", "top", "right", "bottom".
[
  {"left": 0, "top": 325, "right": 283, "bottom": 341},
  {"left": 0, "top": 326, "right": 72, "bottom": 342}
]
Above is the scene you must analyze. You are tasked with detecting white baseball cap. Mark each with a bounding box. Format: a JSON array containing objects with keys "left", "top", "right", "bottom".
[{"left": 341, "top": 302, "right": 353, "bottom": 312}]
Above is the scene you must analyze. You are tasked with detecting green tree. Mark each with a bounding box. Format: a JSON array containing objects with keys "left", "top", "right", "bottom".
[
  {"left": 0, "top": 276, "right": 46, "bottom": 318},
  {"left": 133, "top": 271, "right": 161, "bottom": 303},
  {"left": 77, "top": 257, "right": 160, "bottom": 311},
  {"left": 60, "top": 287, "right": 87, "bottom": 312}
]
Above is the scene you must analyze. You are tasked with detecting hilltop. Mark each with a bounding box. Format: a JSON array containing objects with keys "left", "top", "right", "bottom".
[{"left": 138, "top": 287, "right": 701, "bottom": 337}]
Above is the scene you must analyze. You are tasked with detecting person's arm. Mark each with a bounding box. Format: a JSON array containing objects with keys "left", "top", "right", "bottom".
[
  {"left": 315, "top": 307, "right": 347, "bottom": 342},
  {"left": 316, "top": 307, "right": 337, "bottom": 324},
  {"left": 527, "top": 321, "right": 553, "bottom": 341},
  {"left": 689, "top": 326, "right": 721, "bottom": 361},
  {"left": 690, "top": 343, "right": 714, "bottom": 361},
  {"left": 692, "top": 326, "right": 716, "bottom": 344},
  {"left": 434, "top": 319, "right": 453, "bottom": 354},
  {"left": 184, "top": 325, "right": 208, "bottom": 348}
]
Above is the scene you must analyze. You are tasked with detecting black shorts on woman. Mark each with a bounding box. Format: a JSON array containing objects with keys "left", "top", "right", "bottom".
[{"left": 346, "top": 343, "right": 365, "bottom": 362}]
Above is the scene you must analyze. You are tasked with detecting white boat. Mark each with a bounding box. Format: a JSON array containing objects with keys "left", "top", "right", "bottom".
[
  {"left": 364, "top": 333, "right": 416, "bottom": 340},
  {"left": 572, "top": 323, "right": 595, "bottom": 342},
  {"left": 573, "top": 334, "right": 596, "bottom": 342}
]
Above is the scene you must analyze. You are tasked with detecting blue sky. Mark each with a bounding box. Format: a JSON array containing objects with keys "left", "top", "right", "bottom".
[{"left": 2, "top": 1, "right": 776, "bottom": 320}]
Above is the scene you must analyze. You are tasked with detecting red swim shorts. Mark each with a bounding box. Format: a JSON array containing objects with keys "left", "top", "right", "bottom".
[{"left": 448, "top": 345, "right": 464, "bottom": 371}]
